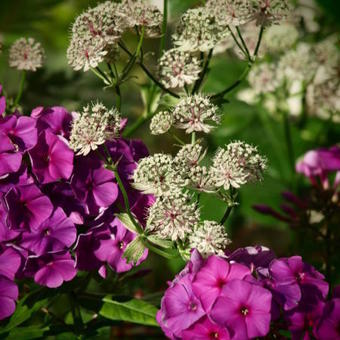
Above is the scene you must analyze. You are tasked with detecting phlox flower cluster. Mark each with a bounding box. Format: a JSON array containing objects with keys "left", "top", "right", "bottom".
[
  {"left": 158, "top": 247, "right": 338, "bottom": 339},
  {"left": 0, "top": 87, "right": 152, "bottom": 320}
]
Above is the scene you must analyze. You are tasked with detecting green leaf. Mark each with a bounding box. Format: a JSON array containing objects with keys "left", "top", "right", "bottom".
[
  {"left": 116, "top": 213, "right": 139, "bottom": 234},
  {"left": 6, "top": 326, "right": 49, "bottom": 340},
  {"left": 147, "top": 235, "right": 174, "bottom": 249},
  {"left": 99, "top": 297, "right": 159, "bottom": 327},
  {"left": 123, "top": 236, "right": 146, "bottom": 264}
]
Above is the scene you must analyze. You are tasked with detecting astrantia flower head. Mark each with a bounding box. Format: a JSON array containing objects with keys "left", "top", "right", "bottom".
[
  {"left": 173, "top": 7, "right": 229, "bottom": 52},
  {"left": 173, "top": 95, "right": 220, "bottom": 134},
  {"left": 133, "top": 154, "right": 184, "bottom": 196},
  {"left": 9, "top": 38, "right": 45, "bottom": 71},
  {"left": 187, "top": 165, "right": 217, "bottom": 193},
  {"left": 248, "top": 62, "right": 280, "bottom": 95},
  {"left": 70, "top": 102, "right": 121, "bottom": 156},
  {"left": 174, "top": 143, "right": 205, "bottom": 169},
  {"left": 149, "top": 111, "right": 173, "bottom": 135},
  {"left": 263, "top": 23, "right": 299, "bottom": 53},
  {"left": 250, "top": 0, "right": 291, "bottom": 26},
  {"left": 210, "top": 141, "right": 267, "bottom": 190},
  {"left": 146, "top": 191, "right": 200, "bottom": 241},
  {"left": 67, "top": 1, "right": 125, "bottom": 71},
  {"left": 120, "top": 0, "right": 163, "bottom": 37},
  {"left": 159, "top": 48, "right": 201, "bottom": 89},
  {"left": 206, "top": 0, "right": 253, "bottom": 27},
  {"left": 189, "top": 220, "right": 231, "bottom": 257}
]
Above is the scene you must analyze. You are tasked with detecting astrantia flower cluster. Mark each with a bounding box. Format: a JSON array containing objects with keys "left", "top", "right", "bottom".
[
  {"left": 158, "top": 247, "right": 336, "bottom": 339},
  {"left": 150, "top": 95, "right": 220, "bottom": 135},
  {"left": 9, "top": 37, "right": 45, "bottom": 71},
  {"left": 0, "top": 86, "right": 151, "bottom": 320},
  {"left": 69, "top": 102, "right": 121, "bottom": 155},
  {"left": 158, "top": 49, "right": 201, "bottom": 89}
]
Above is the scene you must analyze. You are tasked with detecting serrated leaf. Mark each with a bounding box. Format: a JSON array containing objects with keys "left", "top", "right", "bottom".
[
  {"left": 147, "top": 235, "right": 174, "bottom": 249},
  {"left": 123, "top": 237, "right": 146, "bottom": 264},
  {"left": 99, "top": 297, "right": 159, "bottom": 327},
  {"left": 116, "top": 213, "right": 139, "bottom": 234}
]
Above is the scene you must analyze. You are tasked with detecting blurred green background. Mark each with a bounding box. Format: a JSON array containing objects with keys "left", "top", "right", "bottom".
[{"left": 0, "top": 1, "right": 339, "bottom": 336}]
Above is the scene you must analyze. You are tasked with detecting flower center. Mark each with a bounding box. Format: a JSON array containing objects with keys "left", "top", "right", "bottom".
[
  {"left": 210, "top": 332, "right": 219, "bottom": 339},
  {"left": 188, "top": 301, "right": 197, "bottom": 311},
  {"left": 119, "top": 241, "right": 125, "bottom": 249},
  {"left": 43, "top": 228, "right": 51, "bottom": 236},
  {"left": 240, "top": 306, "right": 249, "bottom": 316}
]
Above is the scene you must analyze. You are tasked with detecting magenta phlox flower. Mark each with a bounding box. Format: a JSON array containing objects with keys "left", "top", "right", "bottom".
[
  {"left": 0, "top": 114, "right": 37, "bottom": 151},
  {"left": 71, "top": 156, "right": 118, "bottom": 215},
  {"left": 32, "top": 106, "right": 73, "bottom": 138},
  {"left": 157, "top": 274, "right": 205, "bottom": 339},
  {"left": 315, "top": 298, "right": 340, "bottom": 340},
  {"left": 0, "top": 275, "right": 18, "bottom": 320},
  {"left": 211, "top": 279, "right": 272, "bottom": 340},
  {"left": 20, "top": 207, "right": 76, "bottom": 256},
  {"left": 4, "top": 184, "right": 53, "bottom": 230},
  {"left": 192, "top": 255, "right": 251, "bottom": 311},
  {"left": 29, "top": 130, "right": 74, "bottom": 184},
  {"left": 0, "top": 132, "right": 23, "bottom": 178},
  {"left": 25, "top": 251, "right": 77, "bottom": 288},
  {"left": 0, "top": 164, "right": 33, "bottom": 194},
  {"left": 182, "top": 316, "right": 231, "bottom": 340}
]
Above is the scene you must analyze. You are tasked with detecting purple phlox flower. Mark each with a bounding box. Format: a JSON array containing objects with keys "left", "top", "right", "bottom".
[
  {"left": 285, "top": 285, "right": 325, "bottom": 340},
  {"left": 74, "top": 225, "right": 108, "bottom": 272},
  {"left": 0, "top": 85, "right": 6, "bottom": 116},
  {"left": 32, "top": 106, "right": 73, "bottom": 138},
  {"left": 0, "top": 199, "right": 20, "bottom": 241},
  {"left": 71, "top": 156, "right": 118, "bottom": 215},
  {"left": 157, "top": 274, "right": 205, "bottom": 339},
  {"left": 0, "top": 247, "right": 21, "bottom": 320},
  {"left": 315, "top": 298, "right": 340, "bottom": 340},
  {"left": 182, "top": 316, "right": 230, "bottom": 340},
  {"left": 0, "top": 132, "right": 22, "bottom": 178},
  {"left": 0, "top": 164, "right": 33, "bottom": 194},
  {"left": 131, "top": 193, "right": 155, "bottom": 226},
  {"left": 0, "top": 115, "right": 37, "bottom": 151},
  {"left": 4, "top": 184, "right": 53, "bottom": 230},
  {"left": 192, "top": 255, "right": 251, "bottom": 311},
  {"left": 0, "top": 247, "right": 21, "bottom": 280},
  {"left": 0, "top": 275, "right": 18, "bottom": 320},
  {"left": 25, "top": 251, "right": 77, "bottom": 288},
  {"left": 29, "top": 130, "right": 74, "bottom": 184},
  {"left": 42, "top": 182, "right": 86, "bottom": 225},
  {"left": 296, "top": 146, "right": 340, "bottom": 189},
  {"left": 93, "top": 217, "right": 148, "bottom": 273},
  {"left": 20, "top": 207, "right": 76, "bottom": 256},
  {"left": 228, "top": 246, "right": 276, "bottom": 272},
  {"left": 333, "top": 285, "right": 340, "bottom": 299},
  {"left": 211, "top": 279, "right": 272, "bottom": 340}
]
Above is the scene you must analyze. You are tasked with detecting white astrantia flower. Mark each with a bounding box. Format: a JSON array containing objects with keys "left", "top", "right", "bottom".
[
  {"left": 150, "top": 111, "right": 174, "bottom": 135},
  {"left": 173, "top": 7, "right": 229, "bottom": 52},
  {"left": 172, "top": 95, "right": 220, "bottom": 134},
  {"left": 120, "top": 0, "right": 163, "bottom": 37},
  {"left": 250, "top": 0, "right": 291, "bottom": 26},
  {"left": 314, "top": 35, "right": 340, "bottom": 67},
  {"left": 133, "top": 154, "right": 186, "bottom": 196},
  {"left": 189, "top": 220, "right": 231, "bottom": 257},
  {"left": 174, "top": 143, "right": 206, "bottom": 169},
  {"left": 187, "top": 165, "right": 217, "bottom": 193},
  {"left": 277, "top": 43, "right": 318, "bottom": 84},
  {"left": 9, "top": 38, "right": 45, "bottom": 71},
  {"left": 210, "top": 141, "right": 267, "bottom": 190},
  {"left": 146, "top": 192, "right": 200, "bottom": 241},
  {"left": 67, "top": 1, "right": 125, "bottom": 71},
  {"left": 206, "top": 0, "right": 253, "bottom": 27},
  {"left": 306, "top": 78, "right": 340, "bottom": 123},
  {"left": 69, "top": 102, "right": 121, "bottom": 156},
  {"left": 263, "top": 23, "right": 299, "bottom": 53},
  {"left": 248, "top": 62, "right": 280, "bottom": 95},
  {"left": 159, "top": 48, "right": 201, "bottom": 89}
]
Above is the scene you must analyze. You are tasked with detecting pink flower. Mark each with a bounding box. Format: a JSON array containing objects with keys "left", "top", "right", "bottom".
[
  {"left": 192, "top": 255, "right": 250, "bottom": 311},
  {"left": 211, "top": 280, "right": 272, "bottom": 340}
]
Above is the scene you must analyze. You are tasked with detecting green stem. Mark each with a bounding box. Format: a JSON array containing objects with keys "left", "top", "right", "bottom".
[
  {"left": 227, "top": 25, "right": 248, "bottom": 59},
  {"left": 159, "top": 0, "right": 168, "bottom": 55},
  {"left": 90, "top": 67, "right": 111, "bottom": 85},
  {"left": 69, "top": 292, "right": 83, "bottom": 333},
  {"left": 191, "top": 132, "right": 196, "bottom": 144},
  {"left": 145, "top": 240, "right": 179, "bottom": 259},
  {"left": 236, "top": 26, "right": 251, "bottom": 61},
  {"left": 171, "top": 132, "right": 185, "bottom": 145},
  {"left": 282, "top": 110, "right": 295, "bottom": 175},
  {"left": 220, "top": 206, "right": 233, "bottom": 225},
  {"left": 192, "top": 49, "right": 213, "bottom": 94},
  {"left": 109, "top": 164, "right": 144, "bottom": 234},
  {"left": 14, "top": 71, "right": 26, "bottom": 107},
  {"left": 118, "top": 42, "right": 179, "bottom": 98},
  {"left": 123, "top": 114, "right": 148, "bottom": 137},
  {"left": 254, "top": 26, "right": 265, "bottom": 58}
]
